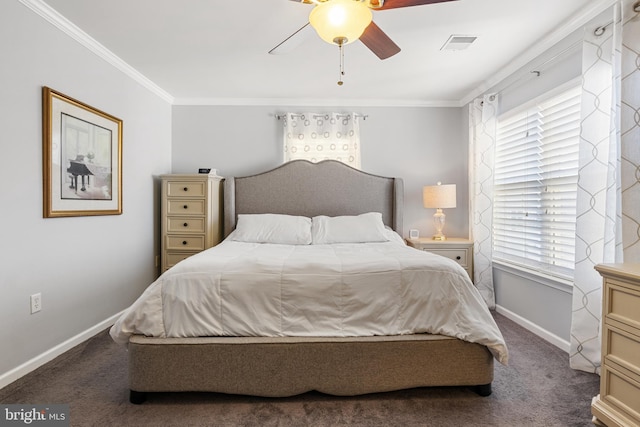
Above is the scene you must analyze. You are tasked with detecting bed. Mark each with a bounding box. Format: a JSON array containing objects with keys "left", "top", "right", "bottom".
[{"left": 111, "top": 160, "right": 508, "bottom": 404}]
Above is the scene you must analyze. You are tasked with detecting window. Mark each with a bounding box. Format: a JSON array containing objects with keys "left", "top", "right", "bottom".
[
  {"left": 282, "top": 112, "right": 362, "bottom": 169},
  {"left": 493, "top": 83, "right": 581, "bottom": 279}
]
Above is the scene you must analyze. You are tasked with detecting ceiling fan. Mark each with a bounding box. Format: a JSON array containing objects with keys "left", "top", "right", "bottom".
[{"left": 270, "top": 0, "right": 458, "bottom": 61}]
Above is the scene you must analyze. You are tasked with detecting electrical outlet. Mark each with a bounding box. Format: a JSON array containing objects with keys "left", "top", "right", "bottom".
[{"left": 30, "top": 293, "right": 42, "bottom": 314}]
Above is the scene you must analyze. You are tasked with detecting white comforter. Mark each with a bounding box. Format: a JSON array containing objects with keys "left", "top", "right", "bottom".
[{"left": 110, "top": 232, "right": 508, "bottom": 364}]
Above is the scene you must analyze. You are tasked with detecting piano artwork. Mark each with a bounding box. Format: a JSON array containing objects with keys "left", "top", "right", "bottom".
[{"left": 66, "top": 154, "right": 111, "bottom": 200}]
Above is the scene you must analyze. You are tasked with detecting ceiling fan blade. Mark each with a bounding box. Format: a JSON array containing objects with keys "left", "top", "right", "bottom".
[
  {"left": 359, "top": 22, "right": 401, "bottom": 60},
  {"left": 269, "top": 23, "right": 313, "bottom": 55},
  {"left": 374, "top": 0, "right": 457, "bottom": 10}
]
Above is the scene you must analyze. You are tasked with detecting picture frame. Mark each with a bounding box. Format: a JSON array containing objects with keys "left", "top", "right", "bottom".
[{"left": 42, "top": 87, "right": 122, "bottom": 218}]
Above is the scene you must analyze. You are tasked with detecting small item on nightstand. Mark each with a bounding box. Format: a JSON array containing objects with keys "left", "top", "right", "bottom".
[{"left": 198, "top": 168, "right": 211, "bottom": 174}]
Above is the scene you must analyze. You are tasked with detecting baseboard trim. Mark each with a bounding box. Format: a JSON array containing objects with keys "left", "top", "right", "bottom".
[
  {"left": 495, "top": 305, "right": 570, "bottom": 353},
  {"left": 0, "top": 311, "right": 124, "bottom": 390}
]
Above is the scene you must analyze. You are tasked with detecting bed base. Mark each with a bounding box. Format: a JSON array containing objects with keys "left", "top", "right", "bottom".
[{"left": 128, "top": 333, "right": 493, "bottom": 404}]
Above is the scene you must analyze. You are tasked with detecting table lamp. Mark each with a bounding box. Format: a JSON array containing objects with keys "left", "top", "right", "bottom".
[{"left": 423, "top": 182, "right": 457, "bottom": 241}]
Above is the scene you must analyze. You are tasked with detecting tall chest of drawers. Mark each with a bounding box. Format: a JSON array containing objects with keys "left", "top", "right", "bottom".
[
  {"left": 161, "top": 174, "right": 223, "bottom": 273},
  {"left": 592, "top": 263, "right": 640, "bottom": 427}
]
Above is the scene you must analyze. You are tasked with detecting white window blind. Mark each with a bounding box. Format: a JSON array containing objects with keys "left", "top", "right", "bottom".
[{"left": 493, "top": 84, "right": 581, "bottom": 279}]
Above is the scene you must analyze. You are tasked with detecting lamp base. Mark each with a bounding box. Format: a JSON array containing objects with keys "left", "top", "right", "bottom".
[{"left": 432, "top": 209, "right": 447, "bottom": 241}]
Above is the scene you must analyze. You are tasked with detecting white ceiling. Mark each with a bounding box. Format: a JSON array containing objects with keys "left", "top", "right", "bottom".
[{"left": 38, "top": 0, "right": 610, "bottom": 106}]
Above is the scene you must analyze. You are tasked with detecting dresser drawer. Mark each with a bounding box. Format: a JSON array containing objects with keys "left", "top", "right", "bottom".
[
  {"left": 425, "top": 248, "right": 468, "bottom": 267},
  {"left": 167, "top": 217, "right": 205, "bottom": 233},
  {"left": 165, "top": 252, "right": 197, "bottom": 269},
  {"left": 166, "top": 235, "right": 205, "bottom": 251},
  {"left": 166, "top": 181, "right": 206, "bottom": 198},
  {"left": 605, "top": 325, "right": 640, "bottom": 377},
  {"left": 606, "top": 281, "right": 640, "bottom": 330},
  {"left": 601, "top": 365, "right": 640, "bottom": 422},
  {"left": 167, "top": 199, "right": 206, "bottom": 215}
]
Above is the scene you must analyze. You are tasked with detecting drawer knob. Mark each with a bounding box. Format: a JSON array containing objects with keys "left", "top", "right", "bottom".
[
  {"left": 182, "top": 241, "right": 188, "bottom": 245},
  {"left": 183, "top": 223, "right": 188, "bottom": 227},
  {"left": 456, "top": 256, "right": 461, "bottom": 260},
  {"left": 183, "top": 205, "right": 188, "bottom": 209},
  {"left": 183, "top": 187, "right": 188, "bottom": 192}
]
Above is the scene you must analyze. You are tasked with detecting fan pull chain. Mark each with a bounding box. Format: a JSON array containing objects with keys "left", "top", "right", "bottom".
[
  {"left": 338, "top": 44, "right": 345, "bottom": 86},
  {"left": 334, "top": 36, "right": 347, "bottom": 86}
]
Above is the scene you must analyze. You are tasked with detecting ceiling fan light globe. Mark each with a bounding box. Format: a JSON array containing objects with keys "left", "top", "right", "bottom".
[{"left": 309, "top": 0, "right": 373, "bottom": 46}]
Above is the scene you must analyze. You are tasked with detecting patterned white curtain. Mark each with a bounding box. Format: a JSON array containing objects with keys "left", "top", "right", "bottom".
[
  {"left": 570, "top": 0, "right": 640, "bottom": 373},
  {"left": 282, "top": 112, "right": 361, "bottom": 169},
  {"left": 468, "top": 94, "right": 498, "bottom": 309},
  {"left": 621, "top": 4, "right": 640, "bottom": 261}
]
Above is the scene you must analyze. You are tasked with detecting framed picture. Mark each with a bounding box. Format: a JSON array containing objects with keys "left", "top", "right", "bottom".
[{"left": 42, "top": 87, "right": 122, "bottom": 218}]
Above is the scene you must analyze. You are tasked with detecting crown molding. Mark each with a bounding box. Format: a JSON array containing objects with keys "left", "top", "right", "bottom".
[
  {"left": 19, "top": 0, "right": 456, "bottom": 109},
  {"left": 172, "top": 97, "right": 461, "bottom": 108},
  {"left": 20, "top": 0, "right": 616, "bottom": 109},
  {"left": 459, "top": 0, "right": 618, "bottom": 106},
  {"left": 19, "top": 0, "right": 174, "bottom": 104}
]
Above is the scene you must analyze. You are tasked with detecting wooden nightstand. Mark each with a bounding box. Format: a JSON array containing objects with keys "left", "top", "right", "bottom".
[
  {"left": 592, "top": 263, "right": 640, "bottom": 427},
  {"left": 406, "top": 237, "right": 474, "bottom": 282}
]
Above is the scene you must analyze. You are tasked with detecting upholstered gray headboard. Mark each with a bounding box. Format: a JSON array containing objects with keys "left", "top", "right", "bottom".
[{"left": 223, "top": 160, "right": 403, "bottom": 238}]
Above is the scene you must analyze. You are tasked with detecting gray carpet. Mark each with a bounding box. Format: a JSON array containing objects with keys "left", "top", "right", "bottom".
[{"left": 0, "top": 313, "right": 599, "bottom": 426}]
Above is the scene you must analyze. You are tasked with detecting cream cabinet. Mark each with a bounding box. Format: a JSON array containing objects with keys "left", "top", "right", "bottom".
[
  {"left": 592, "top": 263, "right": 640, "bottom": 427},
  {"left": 161, "top": 174, "right": 223, "bottom": 273},
  {"left": 405, "top": 237, "right": 474, "bottom": 282}
]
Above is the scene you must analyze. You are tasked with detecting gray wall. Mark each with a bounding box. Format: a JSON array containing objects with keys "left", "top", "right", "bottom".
[
  {"left": 172, "top": 106, "right": 469, "bottom": 239},
  {"left": 0, "top": 1, "right": 172, "bottom": 385}
]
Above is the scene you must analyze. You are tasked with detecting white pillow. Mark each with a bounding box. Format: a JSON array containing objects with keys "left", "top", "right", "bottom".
[
  {"left": 231, "top": 214, "right": 312, "bottom": 245},
  {"left": 311, "top": 212, "right": 389, "bottom": 244}
]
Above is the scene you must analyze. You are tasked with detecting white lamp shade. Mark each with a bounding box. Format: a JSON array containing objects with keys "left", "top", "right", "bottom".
[
  {"left": 309, "top": 0, "right": 373, "bottom": 45},
  {"left": 423, "top": 184, "right": 457, "bottom": 209}
]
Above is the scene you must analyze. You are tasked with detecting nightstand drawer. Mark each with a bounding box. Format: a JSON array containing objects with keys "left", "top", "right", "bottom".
[
  {"left": 167, "top": 199, "right": 206, "bottom": 215},
  {"left": 405, "top": 238, "right": 474, "bottom": 283},
  {"left": 167, "top": 217, "right": 206, "bottom": 233},
  {"left": 426, "top": 248, "right": 468, "bottom": 267},
  {"left": 166, "top": 235, "right": 205, "bottom": 251},
  {"left": 166, "top": 181, "right": 206, "bottom": 198}
]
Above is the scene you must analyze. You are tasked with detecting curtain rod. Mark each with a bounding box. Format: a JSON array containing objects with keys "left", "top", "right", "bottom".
[
  {"left": 594, "top": 0, "right": 640, "bottom": 35},
  {"left": 495, "top": 1, "right": 639, "bottom": 97},
  {"left": 275, "top": 113, "right": 368, "bottom": 120},
  {"left": 495, "top": 39, "right": 582, "bottom": 96}
]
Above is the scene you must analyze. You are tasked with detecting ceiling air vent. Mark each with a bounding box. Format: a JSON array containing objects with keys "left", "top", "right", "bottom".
[{"left": 441, "top": 35, "right": 477, "bottom": 51}]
